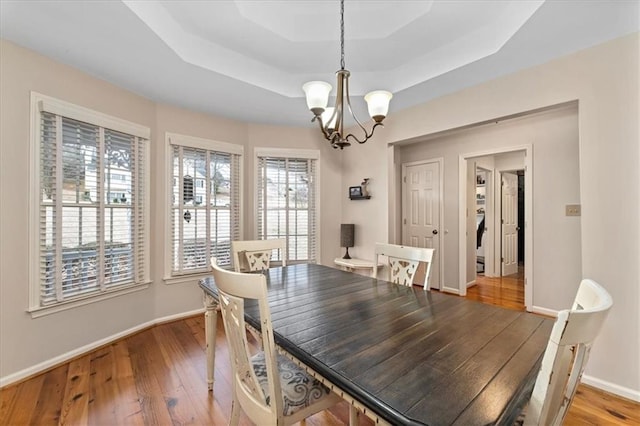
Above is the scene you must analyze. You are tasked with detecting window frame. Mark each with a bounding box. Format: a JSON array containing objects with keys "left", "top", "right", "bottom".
[
  {"left": 164, "top": 133, "right": 244, "bottom": 283},
  {"left": 254, "top": 147, "right": 321, "bottom": 264},
  {"left": 29, "top": 92, "right": 151, "bottom": 317}
]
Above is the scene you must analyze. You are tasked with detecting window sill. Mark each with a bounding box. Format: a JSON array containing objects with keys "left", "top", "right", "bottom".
[
  {"left": 28, "top": 282, "right": 151, "bottom": 318},
  {"left": 164, "top": 271, "right": 217, "bottom": 285}
]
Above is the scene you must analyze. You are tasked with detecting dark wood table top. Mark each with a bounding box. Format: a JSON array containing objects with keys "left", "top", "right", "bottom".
[{"left": 200, "top": 263, "right": 552, "bottom": 426}]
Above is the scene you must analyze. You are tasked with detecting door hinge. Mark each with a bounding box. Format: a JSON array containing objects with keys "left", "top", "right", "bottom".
[
  {"left": 403, "top": 176, "right": 406, "bottom": 183},
  {"left": 403, "top": 218, "right": 407, "bottom": 225}
]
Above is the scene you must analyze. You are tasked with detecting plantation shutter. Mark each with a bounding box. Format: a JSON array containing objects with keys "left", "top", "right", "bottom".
[
  {"left": 170, "top": 143, "right": 241, "bottom": 273},
  {"left": 257, "top": 156, "right": 317, "bottom": 263},
  {"left": 38, "top": 112, "right": 147, "bottom": 306}
]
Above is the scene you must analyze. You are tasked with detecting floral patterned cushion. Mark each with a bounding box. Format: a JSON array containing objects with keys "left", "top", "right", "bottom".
[
  {"left": 251, "top": 352, "right": 332, "bottom": 417},
  {"left": 513, "top": 402, "right": 527, "bottom": 425}
]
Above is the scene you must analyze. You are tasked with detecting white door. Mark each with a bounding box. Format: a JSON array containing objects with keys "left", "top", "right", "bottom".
[
  {"left": 402, "top": 161, "right": 441, "bottom": 289},
  {"left": 501, "top": 172, "right": 518, "bottom": 276}
]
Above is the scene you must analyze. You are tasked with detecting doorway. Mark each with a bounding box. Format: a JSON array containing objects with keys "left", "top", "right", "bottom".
[
  {"left": 475, "top": 168, "right": 489, "bottom": 276},
  {"left": 458, "top": 146, "right": 532, "bottom": 310}
]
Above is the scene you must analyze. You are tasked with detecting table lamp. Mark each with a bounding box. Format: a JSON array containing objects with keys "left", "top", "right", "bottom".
[{"left": 340, "top": 224, "right": 355, "bottom": 259}]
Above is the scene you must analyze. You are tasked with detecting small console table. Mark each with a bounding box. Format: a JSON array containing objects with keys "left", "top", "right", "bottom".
[{"left": 333, "top": 257, "right": 381, "bottom": 275}]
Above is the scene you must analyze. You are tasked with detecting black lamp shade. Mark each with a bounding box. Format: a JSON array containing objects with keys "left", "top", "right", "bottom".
[
  {"left": 340, "top": 224, "right": 355, "bottom": 259},
  {"left": 340, "top": 224, "right": 355, "bottom": 248}
]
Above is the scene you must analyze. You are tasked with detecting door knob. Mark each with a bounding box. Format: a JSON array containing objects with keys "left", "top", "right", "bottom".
[{"left": 432, "top": 229, "right": 438, "bottom": 235}]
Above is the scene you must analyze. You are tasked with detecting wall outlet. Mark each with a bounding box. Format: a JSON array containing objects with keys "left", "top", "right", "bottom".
[{"left": 566, "top": 204, "right": 581, "bottom": 216}]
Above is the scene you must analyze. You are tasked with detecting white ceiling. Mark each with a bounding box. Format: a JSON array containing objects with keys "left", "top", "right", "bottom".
[{"left": 1, "top": 1, "right": 638, "bottom": 127}]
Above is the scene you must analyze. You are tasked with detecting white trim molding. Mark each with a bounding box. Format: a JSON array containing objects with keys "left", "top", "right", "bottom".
[
  {"left": 253, "top": 147, "right": 321, "bottom": 263},
  {"left": 163, "top": 132, "right": 244, "bottom": 279},
  {"left": 581, "top": 375, "right": 640, "bottom": 403}
]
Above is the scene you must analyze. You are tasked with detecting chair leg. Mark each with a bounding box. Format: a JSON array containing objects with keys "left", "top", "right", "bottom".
[
  {"left": 230, "top": 399, "right": 241, "bottom": 426},
  {"left": 349, "top": 405, "right": 359, "bottom": 425}
]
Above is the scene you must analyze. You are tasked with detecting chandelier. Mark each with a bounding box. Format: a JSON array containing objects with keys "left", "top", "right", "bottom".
[{"left": 302, "top": 0, "right": 393, "bottom": 149}]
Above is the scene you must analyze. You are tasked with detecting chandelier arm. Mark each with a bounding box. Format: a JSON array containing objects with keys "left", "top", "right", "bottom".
[
  {"left": 345, "top": 122, "right": 384, "bottom": 145},
  {"left": 345, "top": 102, "right": 368, "bottom": 136},
  {"left": 314, "top": 115, "right": 342, "bottom": 149},
  {"left": 312, "top": 115, "right": 333, "bottom": 141},
  {"left": 343, "top": 76, "right": 371, "bottom": 139}
]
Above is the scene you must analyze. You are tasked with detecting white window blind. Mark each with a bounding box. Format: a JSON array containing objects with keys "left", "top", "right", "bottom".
[
  {"left": 257, "top": 156, "right": 317, "bottom": 263},
  {"left": 37, "top": 111, "right": 148, "bottom": 307},
  {"left": 170, "top": 143, "right": 241, "bottom": 273}
]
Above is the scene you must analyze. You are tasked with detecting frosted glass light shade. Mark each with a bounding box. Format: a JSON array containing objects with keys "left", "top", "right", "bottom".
[
  {"left": 303, "top": 81, "right": 332, "bottom": 113},
  {"left": 364, "top": 90, "right": 393, "bottom": 122},
  {"left": 321, "top": 107, "right": 337, "bottom": 130}
]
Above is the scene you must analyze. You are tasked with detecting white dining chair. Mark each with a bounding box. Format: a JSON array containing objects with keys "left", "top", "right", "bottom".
[
  {"left": 231, "top": 239, "right": 286, "bottom": 272},
  {"left": 210, "top": 261, "right": 341, "bottom": 426},
  {"left": 516, "top": 278, "right": 613, "bottom": 425},
  {"left": 373, "top": 242, "right": 435, "bottom": 290}
]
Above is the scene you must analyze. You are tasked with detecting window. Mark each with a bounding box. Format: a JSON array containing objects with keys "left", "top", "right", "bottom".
[
  {"left": 168, "top": 133, "right": 242, "bottom": 275},
  {"left": 30, "top": 93, "right": 150, "bottom": 313},
  {"left": 256, "top": 149, "right": 319, "bottom": 263}
]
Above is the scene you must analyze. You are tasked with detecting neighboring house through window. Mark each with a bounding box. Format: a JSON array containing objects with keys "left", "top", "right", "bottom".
[
  {"left": 167, "top": 133, "right": 242, "bottom": 276},
  {"left": 256, "top": 148, "right": 319, "bottom": 263},
  {"left": 30, "top": 92, "right": 150, "bottom": 315}
]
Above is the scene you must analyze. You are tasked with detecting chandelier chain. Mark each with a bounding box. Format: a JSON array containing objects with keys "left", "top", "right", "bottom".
[{"left": 340, "top": 0, "right": 345, "bottom": 70}]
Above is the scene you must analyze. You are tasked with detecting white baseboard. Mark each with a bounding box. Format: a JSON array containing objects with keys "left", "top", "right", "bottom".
[
  {"left": 530, "top": 305, "right": 558, "bottom": 317},
  {"left": 0, "top": 308, "right": 205, "bottom": 388},
  {"left": 582, "top": 374, "right": 640, "bottom": 402},
  {"left": 441, "top": 286, "right": 460, "bottom": 295}
]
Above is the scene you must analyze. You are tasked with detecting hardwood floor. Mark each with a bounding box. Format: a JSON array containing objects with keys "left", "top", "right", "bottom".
[
  {"left": 2, "top": 281, "right": 638, "bottom": 425},
  {"left": 466, "top": 265, "right": 525, "bottom": 311}
]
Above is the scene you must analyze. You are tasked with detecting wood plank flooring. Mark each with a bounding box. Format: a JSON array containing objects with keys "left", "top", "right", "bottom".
[
  {"left": 2, "top": 277, "right": 638, "bottom": 425},
  {"left": 466, "top": 267, "right": 525, "bottom": 311}
]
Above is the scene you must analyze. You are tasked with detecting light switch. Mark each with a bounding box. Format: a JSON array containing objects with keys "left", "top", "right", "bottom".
[{"left": 566, "top": 204, "right": 581, "bottom": 216}]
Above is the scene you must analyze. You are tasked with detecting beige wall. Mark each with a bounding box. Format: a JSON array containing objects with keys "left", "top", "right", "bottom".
[
  {"left": 0, "top": 40, "right": 156, "bottom": 382},
  {"left": 341, "top": 33, "right": 639, "bottom": 398},
  {"left": 1, "top": 32, "right": 638, "bottom": 400},
  {"left": 0, "top": 40, "right": 340, "bottom": 382},
  {"left": 152, "top": 104, "right": 249, "bottom": 318},
  {"left": 397, "top": 106, "right": 581, "bottom": 308}
]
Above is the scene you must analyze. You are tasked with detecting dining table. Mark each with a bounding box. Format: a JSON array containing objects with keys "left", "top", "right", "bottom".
[{"left": 199, "top": 263, "right": 553, "bottom": 425}]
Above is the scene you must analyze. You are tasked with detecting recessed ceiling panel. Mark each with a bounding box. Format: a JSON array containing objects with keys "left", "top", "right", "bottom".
[
  {"left": 122, "top": 0, "right": 545, "bottom": 96},
  {"left": 2, "top": 0, "right": 638, "bottom": 127}
]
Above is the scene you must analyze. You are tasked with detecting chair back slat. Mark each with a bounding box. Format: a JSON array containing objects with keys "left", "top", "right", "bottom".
[
  {"left": 232, "top": 239, "right": 287, "bottom": 272},
  {"left": 373, "top": 242, "right": 435, "bottom": 289},
  {"left": 524, "top": 279, "right": 612, "bottom": 426}
]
